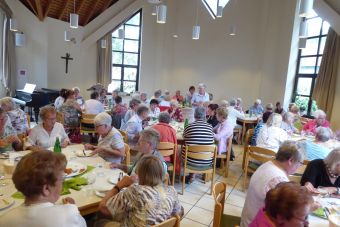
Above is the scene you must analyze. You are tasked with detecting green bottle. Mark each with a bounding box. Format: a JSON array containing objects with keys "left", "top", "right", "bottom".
[
  {"left": 184, "top": 118, "right": 189, "bottom": 128},
  {"left": 53, "top": 137, "right": 62, "bottom": 153}
]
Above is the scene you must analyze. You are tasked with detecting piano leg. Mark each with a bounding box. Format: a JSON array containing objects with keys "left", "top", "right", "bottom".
[{"left": 33, "top": 107, "right": 40, "bottom": 123}]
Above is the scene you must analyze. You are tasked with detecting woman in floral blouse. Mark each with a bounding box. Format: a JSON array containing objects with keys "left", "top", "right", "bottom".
[
  {"left": 168, "top": 100, "right": 184, "bottom": 122},
  {"left": 60, "top": 89, "right": 82, "bottom": 133},
  {"left": 0, "top": 108, "right": 22, "bottom": 152}
]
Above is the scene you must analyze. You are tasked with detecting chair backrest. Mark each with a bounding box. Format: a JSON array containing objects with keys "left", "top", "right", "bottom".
[
  {"left": 123, "top": 143, "right": 130, "bottom": 166},
  {"left": 244, "top": 129, "right": 254, "bottom": 153},
  {"left": 26, "top": 113, "right": 31, "bottom": 128},
  {"left": 247, "top": 146, "right": 276, "bottom": 163},
  {"left": 157, "top": 142, "right": 176, "bottom": 157},
  {"left": 56, "top": 111, "right": 64, "bottom": 125},
  {"left": 185, "top": 145, "right": 217, "bottom": 161},
  {"left": 151, "top": 215, "right": 180, "bottom": 227},
  {"left": 212, "top": 182, "right": 227, "bottom": 227},
  {"left": 118, "top": 129, "right": 128, "bottom": 143}
]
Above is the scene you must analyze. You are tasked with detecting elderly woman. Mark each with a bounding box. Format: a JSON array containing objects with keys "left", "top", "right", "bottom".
[
  {"left": 249, "top": 99, "right": 264, "bottom": 116},
  {"left": 182, "top": 106, "right": 214, "bottom": 183},
  {"left": 172, "top": 90, "right": 184, "bottom": 103},
  {"left": 302, "top": 109, "right": 330, "bottom": 135},
  {"left": 281, "top": 112, "right": 298, "bottom": 135},
  {"left": 213, "top": 107, "right": 233, "bottom": 155},
  {"left": 241, "top": 141, "right": 305, "bottom": 227},
  {"left": 227, "top": 99, "right": 245, "bottom": 129},
  {"left": 235, "top": 97, "right": 243, "bottom": 113},
  {"left": 301, "top": 148, "right": 340, "bottom": 195},
  {"left": 100, "top": 156, "right": 182, "bottom": 226},
  {"left": 159, "top": 95, "right": 171, "bottom": 110},
  {"left": 72, "top": 87, "right": 85, "bottom": 107},
  {"left": 85, "top": 112, "right": 125, "bottom": 163},
  {"left": 191, "top": 83, "right": 210, "bottom": 109},
  {"left": 206, "top": 103, "right": 219, "bottom": 127},
  {"left": 0, "top": 97, "right": 29, "bottom": 135},
  {"left": 299, "top": 127, "right": 333, "bottom": 161},
  {"left": 99, "top": 88, "right": 108, "bottom": 105},
  {"left": 0, "top": 108, "right": 22, "bottom": 152},
  {"left": 250, "top": 182, "right": 313, "bottom": 227},
  {"left": 152, "top": 112, "right": 177, "bottom": 145},
  {"left": 26, "top": 106, "right": 70, "bottom": 151},
  {"left": 168, "top": 100, "right": 184, "bottom": 122},
  {"left": 251, "top": 112, "right": 272, "bottom": 146},
  {"left": 111, "top": 96, "right": 128, "bottom": 129},
  {"left": 256, "top": 113, "right": 288, "bottom": 151},
  {"left": 123, "top": 98, "right": 141, "bottom": 124},
  {"left": 0, "top": 151, "right": 86, "bottom": 227},
  {"left": 59, "top": 89, "right": 82, "bottom": 132}
]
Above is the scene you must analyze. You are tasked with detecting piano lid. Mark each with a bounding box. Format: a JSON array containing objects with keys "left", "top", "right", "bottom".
[{"left": 17, "top": 83, "right": 36, "bottom": 94}]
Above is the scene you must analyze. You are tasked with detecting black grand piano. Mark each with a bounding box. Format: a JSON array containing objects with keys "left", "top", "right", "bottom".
[{"left": 14, "top": 87, "right": 60, "bottom": 123}]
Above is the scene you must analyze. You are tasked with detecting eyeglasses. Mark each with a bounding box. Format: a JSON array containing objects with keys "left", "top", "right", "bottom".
[{"left": 293, "top": 215, "right": 309, "bottom": 226}]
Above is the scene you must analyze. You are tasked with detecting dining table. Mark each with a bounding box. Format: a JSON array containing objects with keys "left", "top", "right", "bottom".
[
  {"left": 309, "top": 196, "right": 340, "bottom": 227},
  {"left": 0, "top": 144, "right": 124, "bottom": 217},
  {"left": 237, "top": 114, "right": 259, "bottom": 144}
]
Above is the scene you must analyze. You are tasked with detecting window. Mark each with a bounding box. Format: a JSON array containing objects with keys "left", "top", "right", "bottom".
[
  {"left": 111, "top": 10, "right": 142, "bottom": 93},
  {"left": 202, "top": 0, "right": 230, "bottom": 19},
  {"left": 292, "top": 10, "right": 330, "bottom": 115}
]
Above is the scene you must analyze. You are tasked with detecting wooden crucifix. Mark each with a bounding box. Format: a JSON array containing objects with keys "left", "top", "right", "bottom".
[{"left": 61, "top": 53, "right": 73, "bottom": 74}]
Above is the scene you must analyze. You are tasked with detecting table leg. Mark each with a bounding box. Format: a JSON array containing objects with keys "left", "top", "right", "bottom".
[{"left": 242, "top": 122, "right": 246, "bottom": 143}]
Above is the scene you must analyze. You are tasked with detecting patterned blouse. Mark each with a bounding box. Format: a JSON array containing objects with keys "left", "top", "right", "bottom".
[
  {"left": 60, "top": 100, "right": 81, "bottom": 129},
  {"left": 97, "top": 128, "right": 125, "bottom": 163},
  {"left": 7, "top": 108, "right": 29, "bottom": 134},
  {"left": 106, "top": 184, "right": 182, "bottom": 227},
  {"left": 168, "top": 107, "right": 184, "bottom": 122},
  {"left": 0, "top": 124, "right": 17, "bottom": 152}
]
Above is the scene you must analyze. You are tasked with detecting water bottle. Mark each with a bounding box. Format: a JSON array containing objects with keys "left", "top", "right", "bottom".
[
  {"left": 53, "top": 137, "right": 62, "bottom": 153},
  {"left": 249, "top": 109, "right": 253, "bottom": 117},
  {"left": 184, "top": 118, "right": 189, "bottom": 128}
]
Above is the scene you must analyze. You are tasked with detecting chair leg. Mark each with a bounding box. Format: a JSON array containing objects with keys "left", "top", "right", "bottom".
[
  {"left": 243, "top": 169, "right": 247, "bottom": 192},
  {"left": 210, "top": 172, "right": 214, "bottom": 195},
  {"left": 181, "top": 171, "right": 185, "bottom": 195},
  {"left": 172, "top": 169, "right": 175, "bottom": 186}
]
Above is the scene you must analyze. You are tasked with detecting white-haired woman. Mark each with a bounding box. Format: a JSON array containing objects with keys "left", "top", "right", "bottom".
[
  {"left": 0, "top": 97, "right": 29, "bottom": 135},
  {"left": 249, "top": 99, "right": 264, "bottom": 116},
  {"left": 85, "top": 112, "right": 125, "bottom": 163},
  {"left": 0, "top": 108, "right": 22, "bottom": 152},
  {"left": 301, "top": 148, "right": 340, "bottom": 195},
  {"left": 72, "top": 87, "right": 85, "bottom": 107},
  {"left": 302, "top": 109, "right": 330, "bottom": 135},
  {"left": 256, "top": 113, "right": 288, "bottom": 151},
  {"left": 168, "top": 100, "right": 184, "bottom": 122},
  {"left": 280, "top": 112, "right": 298, "bottom": 135}
]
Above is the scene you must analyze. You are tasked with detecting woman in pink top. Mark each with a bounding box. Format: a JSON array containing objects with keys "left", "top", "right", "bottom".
[
  {"left": 302, "top": 109, "right": 330, "bottom": 135},
  {"left": 213, "top": 107, "right": 233, "bottom": 155},
  {"left": 250, "top": 182, "right": 313, "bottom": 227}
]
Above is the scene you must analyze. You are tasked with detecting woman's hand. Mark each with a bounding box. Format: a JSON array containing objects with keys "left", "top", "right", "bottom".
[
  {"left": 84, "top": 143, "right": 94, "bottom": 150},
  {"left": 62, "top": 197, "right": 75, "bottom": 204},
  {"left": 304, "top": 182, "right": 319, "bottom": 194},
  {"left": 91, "top": 146, "right": 102, "bottom": 155},
  {"left": 116, "top": 176, "right": 134, "bottom": 189},
  {"left": 61, "top": 140, "right": 69, "bottom": 148}
]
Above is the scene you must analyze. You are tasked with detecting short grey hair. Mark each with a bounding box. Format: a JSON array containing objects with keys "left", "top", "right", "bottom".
[
  {"left": 313, "top": 109, "right": 326, "bottom": 119},
  {"left": 324, "top": 148, "right": 340, "bottom": 173},
  {"left": 229, "top": 99, "right": 236, "bottom": 106},
  {"left": 137, "top": 105, "right": 149, "bottom": 116},
  {"left": 158, "top": 112, "right": 171, "bottom": 124},
  {"left": 266, "top": 103, "right": 273, "bottom": 110},
  {"left": 255, "top": 99, "right": 261, "bottom": 104},
  {"left": 198, "top": 83, "right": 206, "bottom": 89},
  {"left": 154, "top": 89, "right": 162, "bottom": 97},
  {"left": 194, "top": 106, "right": 206, "bottom": 120},
  {"left": 276, "top": 141, "right": 304, "bottom": 163},
  {"left": 220, "top": 100, "right": 229, "bottom": 108},
  {"left": 0, "top": 97, "right": 16, "bottom": 110},
  {"left": 236, "top": 98, "right": 242, "bottom": 103},
  {"left": 72, "top": 87, "right": 80, "bottom": 92},
  {"left": 140, "top": 129, "right": 160, "bottom": 150},
  {"left": 94, "top": 112, "right": 112, "bottom": 127},
  {"left": 129, "top": 98, "right": 141, "bottom": 108},
  {"left": 315, "top": 127, "right": 332, "bottom": 142},
  {"left": 282, "top": 112, "right": 294, "bottom": 122}
]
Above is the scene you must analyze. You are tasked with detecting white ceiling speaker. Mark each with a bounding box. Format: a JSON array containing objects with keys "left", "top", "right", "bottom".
[{"left": 299, "top": 19, "right": 308, "bottom": 38}]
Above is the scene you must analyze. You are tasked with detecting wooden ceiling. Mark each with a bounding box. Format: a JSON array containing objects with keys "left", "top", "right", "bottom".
[{"left": 19, "top": 0, "right": 119, "bottom": 26}]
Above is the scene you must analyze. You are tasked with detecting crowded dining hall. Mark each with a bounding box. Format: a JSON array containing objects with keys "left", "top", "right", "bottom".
[{"left": 0, "top": 0, "right": 340, "bottom": 226}]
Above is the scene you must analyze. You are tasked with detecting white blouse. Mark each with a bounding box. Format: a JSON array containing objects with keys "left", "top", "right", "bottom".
[{"left": 256, "top": 125, "right": 288, "bottom": 151}]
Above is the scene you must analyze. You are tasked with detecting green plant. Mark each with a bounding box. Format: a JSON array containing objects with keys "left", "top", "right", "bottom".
[{"left": 294, "top": 96, "right": 318, "bottom": 113}]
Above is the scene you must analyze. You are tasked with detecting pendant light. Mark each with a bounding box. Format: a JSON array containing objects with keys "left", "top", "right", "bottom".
[
  {"left": 157, "top": 5, "right": 167, "bottom": 23},
  {"left": 101, "top": 39, "right": 107, "bottom": 48},
  {"left": 152, "top": 5, "right": 158, "bottom": 15},
  {"left": 192, "top": 0, "right": 200, "bottom": 40},
  {"left": 299, "top": 0, "right": 314, "bottom": 17},
  {"left": 64, "top": 31, "right": 71, "bottom": 41},
  {"left": 299, "top": 18, "right": 308, "bottom": 38},
  {"left": 118, "top": 29, "right": 125, "bottom": 39},
  {"left": 229, "top": 25, "right": 236, "bottom": 36},
  {"left": 216, "top": 6, "right": 223, "bottom": 18},
  {"left": 10, "top": 18, "right": 18, "bottom": 31},
  {"left": 70, "top": 0, "right": 79, "bottom": 28}
]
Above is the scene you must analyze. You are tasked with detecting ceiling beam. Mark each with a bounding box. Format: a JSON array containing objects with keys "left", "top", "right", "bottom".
[
  {"left": 83, "top": 0, "right": 101, "bottom": 25},
  {"left": 34, "top": 0, "right": 44, "bottom": 21},
  {"left": 43, "top": 0, "right": 53, "bottom": 18},
  {"left": 102, "top": 0, "right": 114, "bottom": 12},
  {"left": 26, "top": 0, "right": 39, "bottom": 17},
  {"left": 58, "top": 0, "right": 69, "bottom": 20},
  {"left": 75, "top": 0, "right": 86, "bottom": 14}
]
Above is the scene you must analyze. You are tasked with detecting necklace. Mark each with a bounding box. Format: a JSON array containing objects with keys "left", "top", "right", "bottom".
[{"left": 325, "top": 162, "right": 339, "bottom": 178}]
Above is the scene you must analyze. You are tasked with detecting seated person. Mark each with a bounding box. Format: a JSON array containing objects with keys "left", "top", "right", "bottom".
[
  {"left": 249, "top": 99, "right": 264, "bottom": 116},
  {"left": 274, "top": 101, "right": 285, "bottom": 115},
  {"left": 99, "top": 156, "right": 182, "bottom": 226},
  {"left": 250, "top": 182, "right": 313, "bottom": 227},
  {"left": 110, "top": 129, "right": 167, "bottom": 176},
  {"left": 152, "top": 112, "right": 177, "bottom": 145},
  {"left": 206, "top": 103, "right": 219, "bottom": 128},
  {"left": 256, "top": 113, "right": 288, "bottom": 151},
  {"left": 302, "top": 109, "right": 330, "bottom": 136},
  {"left": 140, "top": 92, "right": 149, "bottom": 105},
  {"left": 213, "top": 107, "right": 233, "bottom": 155},
  {"left": 227, "top": 99, "right": 245, "bottom": 129},
  {"left": 85, "top": 112, "right": 125, "bottom": 163},
  {"left": 111, "top": 96, "right": 128, "bottom": 129},
  {"left": 99, "top": 88, "right": 108, "bottom": 105},
  {"left": 264, "top": 103, "right": 274, "bottom": 113},
  {"left": 54, "top": 88, "right": 67, "bottom": 110},
  {"left": 241, "top": 141, "right": 304, "bottom": 227},
  {"left": 191, "top": 83, "right": 210, "bottom": 109},
  {"left": 84, "top": 92, "right": 104, "bottom": 115},
  {"left": 250, "top": 112, "right": 272, "bottom": 146},
  {"left": 149, "top": 99, "right": 160, "bottom": 119},
  {"left": 0, "top": 97, "right": 29, "bottom": 135},
  {"left": 168, "top": 100, "right": 184, "bottom": 122},
  {"left": 72, "top": 87, "right": 85, "bottom": 107},
  {"left": 172, "top": 90, "right": 184, "bottom": 104},
  {"left": 298, "top": 127, "right": 332, "bottom": 160},
  {"left": 301, "top": 148, "right": 340, "bottom": 195},
  {"left": 0, "top": 151, "right": 86, "bottom": 227},
  {"left": 59, "top": 89, "right": 82, "bottom": 132},
  {"left": 159, "top": 95, "right": 171, "bottom": 110},
  {"left": 123, "top": 98, "right": 141, "bottom": 124},
  {"left": 121, "top": 106, "right": 149, "bottom": 146},
  {"left": 280, "top": 112, "right": 298, "bottom": 135},
  {"left": 26, "top": 106, "right": 70, "bottom": 151},
  {"left": 0, "top": 108, "right": 22, "bottom": 152},
  {"left": 185, "top": 86, "right": 195, "bottom": 104},
  {"left": 235, "top": 97, "right": 244, "bottom": 113}
]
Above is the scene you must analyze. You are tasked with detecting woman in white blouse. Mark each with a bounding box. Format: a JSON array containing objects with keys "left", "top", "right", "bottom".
[
  {"left": 26, "top": 106, "right": 70, "bottom": 151},
  {"left": 256, "top": 113, "right": 288, "bottom": 151}
]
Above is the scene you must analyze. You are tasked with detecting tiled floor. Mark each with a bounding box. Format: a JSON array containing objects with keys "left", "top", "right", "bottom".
[{"left": 175, "top": 144, "right": 247, "bottom": 227}]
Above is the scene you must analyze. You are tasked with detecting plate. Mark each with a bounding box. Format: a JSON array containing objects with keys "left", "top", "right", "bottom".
[
  {"left": 0, "top": 152, "right": 9, "bottom": 159},
  {"left": 95, "top": 190, "right": 107, "bottom": 198},
  {"left": 0, "top": 198, "right": 15, "bottom": 211},
  {"left": 64, "top": 161, "right": 87, "bottom": 178},
  {"left": 107, "top": 173, "right": 125, "bottom": 185},
  {"left": 76, "top": 150, "right": 93, "bottom": 157}
]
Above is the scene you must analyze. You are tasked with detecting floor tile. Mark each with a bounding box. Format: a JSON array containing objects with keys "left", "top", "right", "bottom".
[
  {"left": 181, "top": 218, "right": 208, "bottom": 227},
  {"left": 178, "top": 191, "right": 202, "bottom": 205},
  {"left": 195, "top": 194, "right": 215, "bottom": 211},
  {"left": 225, "top": 192, "right": 245, "bottom": 207},
  {"left": 185, "top": 206, "right": 214, "bottom": 225},
  {"left": 181, "top": 201, "right": 194, "bottom": 216},
  {"left": 224, "top": 203, "right": 243, "bottom": 217}
]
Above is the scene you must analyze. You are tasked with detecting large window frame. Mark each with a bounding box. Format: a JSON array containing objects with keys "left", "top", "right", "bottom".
[
  {"left": 292, "top": 14, "right": 329, "bottom": 116},
  {"left": 111, "top": 9, "right": 142, "bottom": 93}
]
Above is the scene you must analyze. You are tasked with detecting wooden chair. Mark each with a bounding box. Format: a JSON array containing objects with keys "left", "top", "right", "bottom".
[
  {"left": 212, "top": 182, "right": 241, "bottom": 227},
  {"left": 242, "top": 129, "right": 254, "bottom": 169},
  {"left": 216, "top": 137, "right": 233, "bottom": 177},
  {"left": 151, "top": 215, "right": 181, "bottom": 227},
  {"left": 182, "top": 145, "right": 217, "bottom": 195},
  {"left": 243, "top": 146, "right": 276, "bottom": 191},
  {"left": 233, "top": 127, "right": 242, "bottom": 145},
  {"left": 157, "top": 142, "right": 177, "bottom": 186},
  {"left": 56, "top": 111, "right": 64, "bottom": 125},
  {"left": 288, "top": 160, "right": 310, "bottom": 183},
  {"left": 80, "top": 113, "right": 97, "bottom": 135},
  {"left": 25, "top": 113, "right": 31, "bottom": 128},
  {"left": 118, "top": 129, "right": 128, "bottom": 143},
  {"left": 122, "top": 143, "right": 131, "bottom": 166}
]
